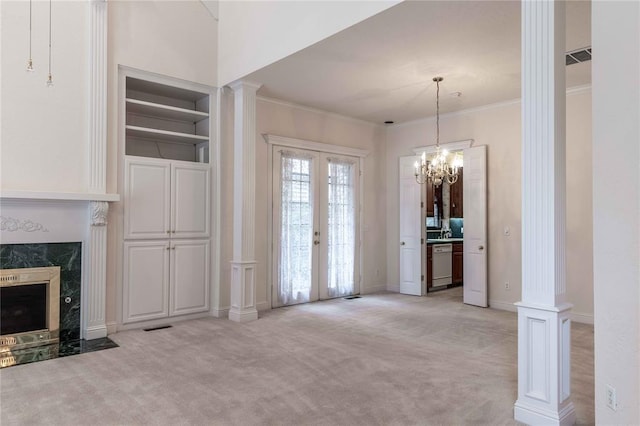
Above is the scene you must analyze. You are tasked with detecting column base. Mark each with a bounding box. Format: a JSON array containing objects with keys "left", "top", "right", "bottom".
[
  {"left": 84, "top": 325, "right": 108, "bottom": 340},
  {"left": 229, "top": 260, "right": 258, "bottom": 323},
  {"left": 515, "top": 400, "right": 576, "bottom": 426},
  {"left": 228, "top": 307, "right": 258, "bottom": 323},
  {"left": 515, "top": 302, "right": 575, "bottom": 425}
]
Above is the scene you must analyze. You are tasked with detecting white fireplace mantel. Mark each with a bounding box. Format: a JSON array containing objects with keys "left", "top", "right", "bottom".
[{"left": 0, "top": 190, "right": 119, "bottom": 202}]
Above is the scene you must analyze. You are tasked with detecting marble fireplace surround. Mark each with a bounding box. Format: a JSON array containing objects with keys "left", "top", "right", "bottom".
[{"left": 0, "top": 194, "right": 118, "bottom": 341}]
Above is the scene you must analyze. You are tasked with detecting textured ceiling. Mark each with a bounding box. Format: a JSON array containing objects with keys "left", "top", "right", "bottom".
[{"left": 247, "top": 0, "right": 591, "bottom": 124}]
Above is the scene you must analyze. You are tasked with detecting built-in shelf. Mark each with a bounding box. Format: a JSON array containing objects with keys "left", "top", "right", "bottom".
[
  {"left": 126, "top": 98, "right": 209, "bottom": 123},
  {"left": 126, "top": 125, "right": 209, "bottom": 145},
  {"left": 0, "top": 190, "right": 120, "bottom": 202}
]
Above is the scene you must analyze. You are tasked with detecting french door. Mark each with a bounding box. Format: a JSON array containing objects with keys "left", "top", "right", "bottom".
[{"left": 272, "top": 146, "right": 360, "bottom": 308}]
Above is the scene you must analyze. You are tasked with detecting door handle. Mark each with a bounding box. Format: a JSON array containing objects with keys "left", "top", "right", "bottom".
[
  {"left": 478, "top": 245, "right": 484, "bottom": 251},
  {"left": 400, "top": 241, "right": 406, "bottom": 246},
  {"left": 314, "top": 240, "right": 320, "bottom": 245}
]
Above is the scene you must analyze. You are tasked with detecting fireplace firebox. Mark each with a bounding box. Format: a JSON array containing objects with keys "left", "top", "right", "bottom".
[{"left": 0, "top": 267, "right": 60, "bottom": 366}]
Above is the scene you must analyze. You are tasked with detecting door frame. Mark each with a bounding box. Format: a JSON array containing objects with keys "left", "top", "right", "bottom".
[
  {"left": 264, "top": 134, "right": 369, "bottom": 309},
  {"left": 412, "top": 139, "right": 476, "bottom": 298}
]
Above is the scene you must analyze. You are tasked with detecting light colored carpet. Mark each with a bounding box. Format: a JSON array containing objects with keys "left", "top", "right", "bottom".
[{"left": 0, "top": 288, "right": 594, "bottom": 425}]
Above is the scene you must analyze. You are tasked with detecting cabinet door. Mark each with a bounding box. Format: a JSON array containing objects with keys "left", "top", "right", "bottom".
[
  {"left": 169, "top": 240, "right": 210, "bottom": 316},
  {"left": 123, "top": 240, "right": 170, "bottom": 323},
  {"left": 171, "top": 162, "right": 210, "bottom": 238},
  {"left": 453, "top": 252, "right": 464, "bottom": 284},
  {"left": 124, "top": 157, "right": 171, "bottom": 239},
  {"left": 450, "top": 167, "right": 464, "bottom": 218}
]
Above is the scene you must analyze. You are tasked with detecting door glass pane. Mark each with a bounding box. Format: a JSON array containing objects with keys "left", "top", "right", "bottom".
[
  {"left": 326, "top": 159, "right": 355, "bottom": 298},
  {"left": 279, "top": 153, "right": 314, "bottom": 305}
]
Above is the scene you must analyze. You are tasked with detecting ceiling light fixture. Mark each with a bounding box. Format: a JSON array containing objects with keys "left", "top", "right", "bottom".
[
  {"left": 26, "top": 0, "right": 34, "bottom": 72},
  {"left": 414, "top": 76, "right": 461, "bottom": 186}
]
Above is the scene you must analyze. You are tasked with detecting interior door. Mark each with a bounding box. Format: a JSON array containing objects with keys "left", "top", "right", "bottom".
[
  {"left": 463, "top": 145, "right": 487, "bottom": 307},
  {"left": 399, "top": 155, "right": 423, "bottom": 296},
  {"left": 272, "top": 147, "right": 360, "bottom": 307}
]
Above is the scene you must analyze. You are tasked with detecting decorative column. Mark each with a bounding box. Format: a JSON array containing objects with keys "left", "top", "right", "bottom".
[
  {"left": 514, "top": 1, "right": 575, "bottom": 425},
  {"left": 84, "top": 0, "right": 108, "bottom": 340},
  {"left": 227, "top": 80, "right": 261, "bottom": 322}
]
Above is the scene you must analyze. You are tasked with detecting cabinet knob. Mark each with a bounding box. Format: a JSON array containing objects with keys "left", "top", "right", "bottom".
[
  {"left": 478, "top": 245, "right": 484, "bottom": 251},
  {"left": 172, "top": 230, "right": 176, "bottom": 234},
  {"left": 400, "top": 241, "right": 406, "bottom": 246},
  {"left": 166, "top": 230, "right": 171, "bottom": 234},
  {"left": 314, "top": 240, "right": 320, "bottom": 245},
  {"left": 166, "top": 247, "right": 170, "bottom": 250}
]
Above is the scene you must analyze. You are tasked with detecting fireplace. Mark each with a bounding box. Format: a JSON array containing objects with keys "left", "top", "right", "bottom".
[{"left": 0, "top": 267, "right": 60, "bottom": 367}]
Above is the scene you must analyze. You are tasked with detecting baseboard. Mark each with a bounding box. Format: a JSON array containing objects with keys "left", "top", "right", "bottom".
[
  {"left": 514, "top": 400, "right": 576, "bottom": 426},
  {"left": 106, "top": 321, "right": 117, "bottom": 335},
  {"left": 361, "top": 284, "right": 388, "bottom": 294},
  {"left": 210, "top": 306, "right": 230, "bottom": 318},
  {"left": 256, "top": 301, "right": 270, "bottom": 312},
  {"left": 491, "top": 299, "right": 593, "bottom": 325},
  {"left": 489, "top": 299, "right": 518, "bottom": 313},
  {"left": 386, "top": 283, "right": 400, "bottom": 292},
  {"left": 228, "top": 307, "right": 258, "bottom": 323},
  {"left": 116, "top": 311, "right": 211, "bottom": 332}
]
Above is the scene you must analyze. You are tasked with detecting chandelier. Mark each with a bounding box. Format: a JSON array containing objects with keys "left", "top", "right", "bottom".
[{"left": 414, "top": 76, "right": 461, "bottom": 186}]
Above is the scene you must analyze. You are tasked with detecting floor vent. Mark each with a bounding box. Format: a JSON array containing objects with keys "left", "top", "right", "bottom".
[
  {"left": 143, "top": 325, "right": 172, "bottom": 332},
  {"left": 344, "top": 296, "right": 362, "bottom": 300},
  {"left": 566, "top": 47, "right": 591, "bottom": 65}
]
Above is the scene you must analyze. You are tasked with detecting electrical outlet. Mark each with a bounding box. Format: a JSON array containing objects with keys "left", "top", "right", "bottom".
[
  {"left": 606, "top": 385, "right": 617, "bottom": 411},
  {"left": 504, "top": 226, "right": 511, "bottom": 236},
  {"left": 505, "top": 282, "right": 510, "bottom": 290}
]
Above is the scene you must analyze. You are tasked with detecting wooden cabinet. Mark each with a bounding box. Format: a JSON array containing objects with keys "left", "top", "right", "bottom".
[
  {"left": 123, "top": 240, "right": 210, "bottom": 324},
  {"left": 426, "top": 245, "right": 433, "bottom": 290},
  {"left": 452, "top": 242, "right": 463, "bottom": 285},
  {"left": 426, "top": 182, "right": 434, "bottom": 217},
  {"left": 450, "top": 167, "right": 464, "bottom": 218},
  {"left": 125, "top": 157, "right": 210, "bottom": 240}
]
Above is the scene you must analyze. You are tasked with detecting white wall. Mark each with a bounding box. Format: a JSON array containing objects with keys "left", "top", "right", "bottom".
[
  {"left": 217, "top": 0, "right": 399, "bottom": 86},
  {"left": 592, "top": 1, "right": 640, "bottom": 423},
  {"left": 385, "top": 89, "right": 593, "bottom": 320},
  {"left": 1, "top": 1, "right": 89, "bottom": 192},
  {"left": 105, "top": 0, "right": 219, "bottom": 326},
  {"left": 216, "top": 94, "right": 387, "bottom": 312}
]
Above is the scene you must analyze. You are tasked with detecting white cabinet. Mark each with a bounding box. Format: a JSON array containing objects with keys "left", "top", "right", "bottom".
[
  {"left": 123, "top": 240, "right": 210, "bottom": 324},
  {"left": 124, "top": 156, "right": 210, "bottom": 240},
  {"left": 123, "top": 241, "right": 170, "bottom": 323}
]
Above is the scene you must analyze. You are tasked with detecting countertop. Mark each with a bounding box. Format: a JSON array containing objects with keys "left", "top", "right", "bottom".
[{"left": 426, "top": 238, "right": 464, "bottom": 245}]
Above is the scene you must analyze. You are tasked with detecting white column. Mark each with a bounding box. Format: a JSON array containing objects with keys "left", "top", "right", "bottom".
[
  {"left": 84, "top": 0, "right": 108, "bottom": 340},
  {"left": 228, "top": 80, "right": 261, "bottom": 322},
  {"left": 515, "top": 1, "right": 575, "bottom": 425}
]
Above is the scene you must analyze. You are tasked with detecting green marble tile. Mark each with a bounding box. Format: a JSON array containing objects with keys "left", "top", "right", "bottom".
[{"left": 0, "top": 243, "right": 82, "bottom": 342}]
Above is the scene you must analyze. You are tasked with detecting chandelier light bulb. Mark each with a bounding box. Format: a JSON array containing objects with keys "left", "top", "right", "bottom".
[
  {"left": 46, "top": 74, "right": 54, "bottom": 87},
  {"left": 26, "top": 59, "right": 34, "bottom": 72}
]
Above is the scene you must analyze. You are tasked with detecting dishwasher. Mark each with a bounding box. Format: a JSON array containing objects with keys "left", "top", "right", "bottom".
[{"left": 432, "top": 244, "right": 453, "bottom": 287}]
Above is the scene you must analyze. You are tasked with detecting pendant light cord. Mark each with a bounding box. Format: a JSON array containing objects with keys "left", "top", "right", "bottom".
[
  {"left": 436, "top": 78, "right": 440, "bottom": 148},
  {"left": 29, "top": 0, "right": 32, "bottom": 60},
  {"left": 48, "top": 0, "right": 52, "bottom": 76}
]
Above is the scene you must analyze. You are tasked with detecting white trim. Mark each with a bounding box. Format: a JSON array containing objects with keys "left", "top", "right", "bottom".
[
  {"left": 256, "top": 301, "right": 270, "bottom": 312},
  {"left": 0, "top": 190, "right": 119, "bottom": 202},
  {"left": 412, "top": 139, "right": 474, "bottom": 155},
  {"left": 210, "top": 306, "right": 229, "bottom": 318},
  {"left": 257, "top": 95, "right": 383, "bottom": 129},
  {"left": 386, "top": 283, "right": 400, "bottom": 292},
  {"left": 361, "top": 284, "right": 388, "bottom": 294},
  {"left": 490, "top": 299, "right": 592, "bottom": 324},
  {"left": 116, "top": 311, "right": 211, "bottom": 332},
  {"left": 263, "top": 134, "right": 369, "bottom": 158},
  {"left": 106, "top": 321, "right": 117, "bottom": 335}
]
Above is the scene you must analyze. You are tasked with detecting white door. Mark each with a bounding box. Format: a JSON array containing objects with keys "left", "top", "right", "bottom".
[
  {"left": 123, "top": 240, "right": 170, "bottom": 323},
  {"left": 272, "top": 147, "right": 360, "bottom": 307},
  {"left": 172, "top": 162, "right": 210, "bottom": 238},
  {"left": 124, "top": 157, "right": 171, "bottom": 240},
  {"left": 170, "top": 240, "right": 210, "bottom": 316},
  {"left": 399, "top": 156, "right": 423, "bottom": 296},
  {"left": 463, "top": 145, "right": 488, "bottom": 307}
]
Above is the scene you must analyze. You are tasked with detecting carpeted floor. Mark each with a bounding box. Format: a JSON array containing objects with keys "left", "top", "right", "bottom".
[{"left": 0, "top": 288, "right": 594, "bottom": 425}]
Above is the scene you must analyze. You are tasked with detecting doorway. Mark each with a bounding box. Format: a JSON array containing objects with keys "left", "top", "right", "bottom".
[{"left": 271, "top": 146, "right": 361, "bottom": 308}]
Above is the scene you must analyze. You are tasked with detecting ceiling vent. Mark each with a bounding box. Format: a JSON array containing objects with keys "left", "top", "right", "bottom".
[{"left": 566, "top": 47, "right": 592, "bottom": 65}]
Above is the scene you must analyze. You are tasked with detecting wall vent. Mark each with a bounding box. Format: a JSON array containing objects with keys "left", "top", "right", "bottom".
[{"left": 566, "top": 47, "right": 592, "bottom": 65}]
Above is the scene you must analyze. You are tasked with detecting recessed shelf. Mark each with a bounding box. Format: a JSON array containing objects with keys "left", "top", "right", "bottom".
[
  {"left": 126, "top": 98, "right": 208, "bottom": 123},
  {"left": 126, "top": 125, "right": 209, "bottom": 145}
]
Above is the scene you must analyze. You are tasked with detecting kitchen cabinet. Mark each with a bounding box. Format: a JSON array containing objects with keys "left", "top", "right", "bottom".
[
  {"left": 450, "top": 167, "right": 464, "bottom": 218},
  {"left": 123, "top": 239, "right": 210, "bottom": 324},
  {"left": 452, "top": 242, "right": 464, "bottom": 285},
  {"left": 426, "top": 182, "right": 434, "bottom": 217}
]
